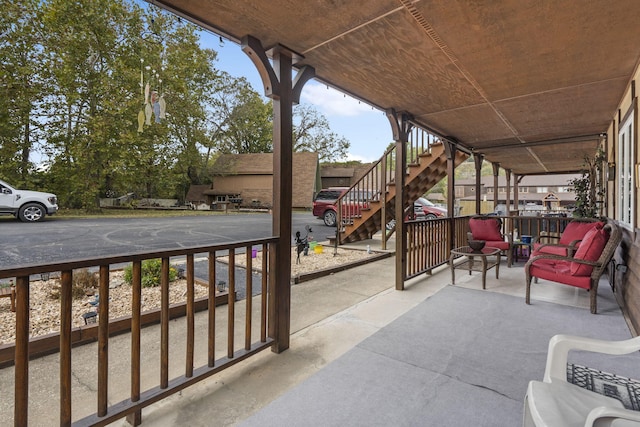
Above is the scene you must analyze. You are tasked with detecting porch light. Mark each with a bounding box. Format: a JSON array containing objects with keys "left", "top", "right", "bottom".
[
  {"left": 217, "top": 281, "right": 227, "bottom": 293},
  {"left": 82, "top": 311, "right": 97, "bottom": 325},
  {"left": 607, "top": 162, "right": 616, "bottom": 181}
]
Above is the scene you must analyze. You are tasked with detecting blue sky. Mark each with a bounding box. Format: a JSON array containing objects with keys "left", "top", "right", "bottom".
[{"left": 199, "top": 32, "right": 393, "bottom": 163}]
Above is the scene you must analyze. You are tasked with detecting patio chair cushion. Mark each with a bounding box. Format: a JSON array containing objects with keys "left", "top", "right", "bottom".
[
  {"left": 570, "top": 228, "right": 608, "bottom": 276},
  {"left": 468, "top": 217, "right": 503, "bottom": 241},
  {"left": 532, "top": 220, "right": 605, "bottom": 257},
  {"left": 528, "top": 258, "right": 592, "bottom": 289},
  {"left": 559, "top": 220, "right": 604, "bottom": 245},
  {"left": 531, "top": 244, "right": 568, "bottom": 256}
]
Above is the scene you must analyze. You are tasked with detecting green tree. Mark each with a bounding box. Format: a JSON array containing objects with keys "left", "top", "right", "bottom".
[
  {"left": 37, "top": 1, "right": 224, "bottom": 207},
  {"left": 293, "top": 104, "right": 349, "bottom": 162},
  {"left": 40, "top": 0, "right": 145, "bottom": 209},
  {"left": 0, "top": 0, "right": 46, "bottom": 184},
  {"left": 214, "top": 75, "right": 273, "bottom": 154}
]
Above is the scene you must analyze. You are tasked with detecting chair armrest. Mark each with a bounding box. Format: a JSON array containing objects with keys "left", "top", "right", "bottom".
[
  {"left": 543, "top": 334, "right": 640, "bottom": 383},
  {"left": 534, "top": 242, "right": 572, "bottom": 250},
  {"left": 585, "top": 405, "right": 640, "bottom": 425}
]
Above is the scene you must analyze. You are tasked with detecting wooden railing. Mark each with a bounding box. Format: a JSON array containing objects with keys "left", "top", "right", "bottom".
[
  {"left": 405, "top": 216, "right": 471, "bottom": 279},
  {"left": 0, "top": 237, "right": 277, "bottom": 426}
]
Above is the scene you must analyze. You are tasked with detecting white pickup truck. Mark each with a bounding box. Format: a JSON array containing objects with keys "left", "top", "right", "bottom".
[{"left": 0, "top": 179, "right": 58, "bottom": 222}]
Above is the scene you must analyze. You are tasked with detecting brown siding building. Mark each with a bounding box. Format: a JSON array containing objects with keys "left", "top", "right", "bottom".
[{"left": 188, "top": 152, "right": 320, "bottom": 209}]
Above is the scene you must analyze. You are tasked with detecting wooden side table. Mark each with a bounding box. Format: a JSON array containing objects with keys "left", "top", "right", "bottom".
[
  {"left": 450, "top": 246, "right": 501, "bottom": 289},
  {"left": 512, "top": 241, "right": 533, "bottom": 263}
]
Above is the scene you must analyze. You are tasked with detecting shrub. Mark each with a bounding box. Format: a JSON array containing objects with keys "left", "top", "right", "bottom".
[
  {"left": 123, "top": 259, "right": 178, "bottom": 288},
  {"left": 48, "top": 269, "right": 98, "bottom": 300}
]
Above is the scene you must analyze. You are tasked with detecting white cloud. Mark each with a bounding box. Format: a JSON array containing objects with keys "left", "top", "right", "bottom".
[
  {"left": 345, "top": 152, "right": 378, "bottom": 163},
  {"left": 301, "top": 83, "right": 374, "bottom": 117}
]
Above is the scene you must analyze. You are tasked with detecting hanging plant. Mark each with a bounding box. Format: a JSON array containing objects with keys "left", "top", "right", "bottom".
[{"left": 569, "top": 147, "right": 605, "bottom": 218}]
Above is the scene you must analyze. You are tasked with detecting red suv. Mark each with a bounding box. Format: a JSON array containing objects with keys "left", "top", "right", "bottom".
[{"left": 312, "top": 187, "right": 348, "bottom": 227}]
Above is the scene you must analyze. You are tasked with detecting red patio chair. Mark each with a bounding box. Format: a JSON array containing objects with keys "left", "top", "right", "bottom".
[
  {"left": 532, "top": 218, "right": 605, "bottom": 257},
  {"left": 468, "top": 216, "right": 512, "bottom": 267},
  {"left": 525, "top": 222, "right": 621, "bottom": 314}
]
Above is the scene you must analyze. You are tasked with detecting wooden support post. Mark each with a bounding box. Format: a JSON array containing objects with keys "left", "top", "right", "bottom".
[
  {"left": 474, "top": 154, "right": 484, "bottom": 214},
  {"left": 444, "top": 141, "right": 458, "bottom": 251},
  {"left": 242, "top": 35, "right": 314, "bottom": 353},
  {"left": 386, "top": 109, "right": 411, "bottom": 290},
  {"left": 505, "top": 168, "right": 512, "bottom": 215},
  {"left": 492, "top": 163, "right": 500, "bottom": 212}
]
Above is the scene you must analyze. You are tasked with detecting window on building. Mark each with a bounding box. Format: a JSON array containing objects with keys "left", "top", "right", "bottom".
[
  {"left": 520, "top": 187, "right": 528, "bottom": 193},
  {"left": 537, "top": 187, "right": 548, "bottom": 193},
  {"left": 557, "top": 186, "right": 570, "bottom": 193},
  {"left": 618, "top": 111, "right": 635, "bottom": 227},
  {"left": 455, "top": 187, "right": 464, "bottom": 197},
  {"left": 487, "top": 188, "right": 493, "bottom": 193}
]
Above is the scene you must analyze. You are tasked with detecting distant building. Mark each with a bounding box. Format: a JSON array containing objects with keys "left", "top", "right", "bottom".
[
  {"left": 186, "top": 152, "right": 320, "bottom": 210},
  {"left": 455, "top": 174, "right": 579, "bottom": 214},
  {"left": 319, "top": 164, "right": 372, "bottom": 189}
]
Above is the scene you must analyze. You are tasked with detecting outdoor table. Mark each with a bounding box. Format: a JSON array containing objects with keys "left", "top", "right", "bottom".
[
  {"left": 450, "top": 246, "right": 501, "bottom": 290},
  {"left": 512, "top": 240, "right": 533, "bottom": 263}
]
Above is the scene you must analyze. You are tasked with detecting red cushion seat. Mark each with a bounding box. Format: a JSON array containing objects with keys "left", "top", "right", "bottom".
[
  {"left": 570, "top": 227, "right": 608, "bottom": 276},
  {"left": 526, "top": 222, "right": 621, "bottom": 314},
  {"left": 559, "top": 221, "right": 604, "bottom": 245},
  {"left": 532, "top": 220, "right": 604, "bottom": 257},
  {"left": 469, "top": 218, "right": 503, "bottom": 241},
  {"left": 528, "top": 259, "right": 592, "bottom": 289}
]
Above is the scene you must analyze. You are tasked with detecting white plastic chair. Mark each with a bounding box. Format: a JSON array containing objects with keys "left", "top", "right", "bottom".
[{"left": 524, "top": 334, "right": 640, "bottom": 427}]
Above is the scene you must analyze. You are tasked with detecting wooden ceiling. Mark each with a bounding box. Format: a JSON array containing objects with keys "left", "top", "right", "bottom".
[{"left": 151, "top": 0, "right": 640, "bottom": 175}]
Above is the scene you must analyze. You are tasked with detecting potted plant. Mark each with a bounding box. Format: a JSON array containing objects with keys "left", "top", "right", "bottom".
[{"left": 569, "top": 147, "right": 605, "bottom": 218}]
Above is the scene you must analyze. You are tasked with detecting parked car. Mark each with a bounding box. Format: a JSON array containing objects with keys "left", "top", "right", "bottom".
[
  {"left": 312, "top": 187, "right": 371, "bottom": 227},
  {"left": 313, "top": 187, "right": 348, "bottom": 227},
  {"left": 386, "top": 198, "right": 447, "bottom": 230},
  {"left": 0, "top": 179, "right": 58, "bottom": 222},
  {"left": 412, "top": 197, "right": 447, "bottom": 219}
]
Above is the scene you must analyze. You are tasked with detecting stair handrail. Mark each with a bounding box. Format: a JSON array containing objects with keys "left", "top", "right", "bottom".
[{"left": 336, "top": 144, "right": 396, "bottom": 230}]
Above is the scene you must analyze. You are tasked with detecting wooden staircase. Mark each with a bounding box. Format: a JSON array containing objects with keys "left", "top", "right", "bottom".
[{"left": 338, "top": 141, "right": 468, "bottom": 244}]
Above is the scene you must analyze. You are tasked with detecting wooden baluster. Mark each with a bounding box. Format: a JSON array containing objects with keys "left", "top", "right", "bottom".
[
  {"left": 161, "top": 258, "right": 169, "bottom": 388},
  {"left": 60, "top": 270, "right": 72, "bottom": 426},
  {"left": 245, "top": 246, "right": 252, "bottom": 350},
  {"left": 127, "top": 261, "right": 142, "bottom": 426},
  {"left": 14, "top": 275, "right": 30, "bottom": 426},
  {"left": 186, "top": 254, "right": 194, "bottom": 377},
  {"left": 228, "top": 250, "right": 235, "bottom": 358},
  {"left": 98, "top": 265, "right": 110, "bottom": 417},
  {"left": 208, "top": 251, "right": 216, "bottom": 367}
]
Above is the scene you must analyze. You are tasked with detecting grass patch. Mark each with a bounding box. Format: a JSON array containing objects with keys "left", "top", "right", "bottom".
[{"left": 54, "top": 208, "right": 233, "bottom": 219}]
